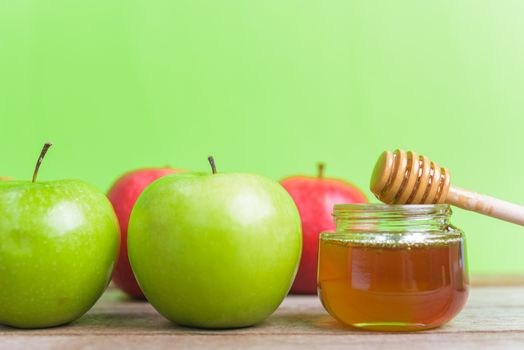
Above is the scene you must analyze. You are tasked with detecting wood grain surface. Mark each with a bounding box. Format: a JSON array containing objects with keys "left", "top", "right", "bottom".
[{"left": 2, "top": 279, "right": 524, "bottom": 350}]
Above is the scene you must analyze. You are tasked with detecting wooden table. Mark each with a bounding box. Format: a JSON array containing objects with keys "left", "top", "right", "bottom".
[{"left": 2, "top": 279, "right": 524, "bottom": 349}]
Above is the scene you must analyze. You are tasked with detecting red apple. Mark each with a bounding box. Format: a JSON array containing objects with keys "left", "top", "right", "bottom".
[
  {"left": 108, "top": 168, "right": 184, "bottom": 298},
  {"left": 280, "top": 164, "right": 367, "bottom": 294}
]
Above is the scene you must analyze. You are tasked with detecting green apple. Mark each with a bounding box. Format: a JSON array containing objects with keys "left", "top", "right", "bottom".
[
  {"left": 0, "top": 143, "right": 120, "bottom": 328},
  {"left": 128, "top": 157, "right": 302, "bottom": 329}
]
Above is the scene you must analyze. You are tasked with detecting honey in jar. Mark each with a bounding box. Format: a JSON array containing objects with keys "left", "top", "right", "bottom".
[{"left": 318, "top": 204, "right": 469, "bottom": 331}]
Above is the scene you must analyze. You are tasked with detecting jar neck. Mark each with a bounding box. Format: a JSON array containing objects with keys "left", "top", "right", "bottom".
[{"left": 333, "top": 204, "right": 452, "bottom": 233}]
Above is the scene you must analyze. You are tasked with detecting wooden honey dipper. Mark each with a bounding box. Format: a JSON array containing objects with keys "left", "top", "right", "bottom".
[{"left": 370, "top": 149, "right": 524, "bottom": 226}]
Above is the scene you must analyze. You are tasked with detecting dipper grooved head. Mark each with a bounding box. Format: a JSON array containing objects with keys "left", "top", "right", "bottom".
[{"left": 370, "top": 149, "right": 451, "bottom": 204}]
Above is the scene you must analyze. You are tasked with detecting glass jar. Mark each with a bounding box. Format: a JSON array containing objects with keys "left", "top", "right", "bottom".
[{"left": 317, "top": 204, "right": 469, "bottom": 332}]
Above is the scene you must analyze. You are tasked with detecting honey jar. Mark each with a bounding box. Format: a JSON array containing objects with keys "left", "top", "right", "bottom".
[{"left": 318, "top": 204, "right": 469, "bottom": 331}]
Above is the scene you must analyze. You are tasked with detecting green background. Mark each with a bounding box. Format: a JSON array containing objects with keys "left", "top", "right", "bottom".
[{"left": 1, "top": 1, "right": 523, "bottom": 275}]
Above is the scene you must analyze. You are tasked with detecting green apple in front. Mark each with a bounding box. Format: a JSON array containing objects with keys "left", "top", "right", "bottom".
[
  {"left": 128, "top": 161, "right": 302, "bottom": 328},
  {"left": 0, "top": 143, "right": 120, "bottom": 328}
]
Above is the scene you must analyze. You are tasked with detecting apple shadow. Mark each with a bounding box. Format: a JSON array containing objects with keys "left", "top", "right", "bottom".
[
  {"left": 0, "top": 297, "right": 364, "bottom": 335},
  {"left": 264, "top": 311, "right": 359, "bottom": 333}
]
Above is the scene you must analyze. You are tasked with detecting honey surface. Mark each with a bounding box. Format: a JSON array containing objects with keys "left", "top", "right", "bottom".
[{"left": 318, "top": 237, "right": 469, "bottom": 331}]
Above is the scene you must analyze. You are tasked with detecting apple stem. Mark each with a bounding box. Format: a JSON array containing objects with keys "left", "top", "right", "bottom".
[
  {"left": 32, "top": 142, "right": 53, "bottom": 183},
  {"left": 317, "top": 162, "right": 325, "bottom": 179},
  {"left": 208, "top": 156, "right": 217, "bottom": 174}
]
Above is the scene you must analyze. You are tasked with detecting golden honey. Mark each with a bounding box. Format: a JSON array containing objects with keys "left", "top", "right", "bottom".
[{"left": 317, "top": 204, "right": 469, "bottom": 331}]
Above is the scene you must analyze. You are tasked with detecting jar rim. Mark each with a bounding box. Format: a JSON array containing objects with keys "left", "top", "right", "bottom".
[
  {"left": 334, "top": 203, "right": 450, "bottom": 214},
  {"left": 330, "top": 203, "right": 457, "bottom": 237}
]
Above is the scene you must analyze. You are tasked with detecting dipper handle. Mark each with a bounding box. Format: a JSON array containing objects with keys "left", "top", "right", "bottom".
[
  {"left": 447, "top": 187, "right": 524, "bottom": 226},
  {"left": 370, "top": 149, "right": 524, "bottom": 226}
]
